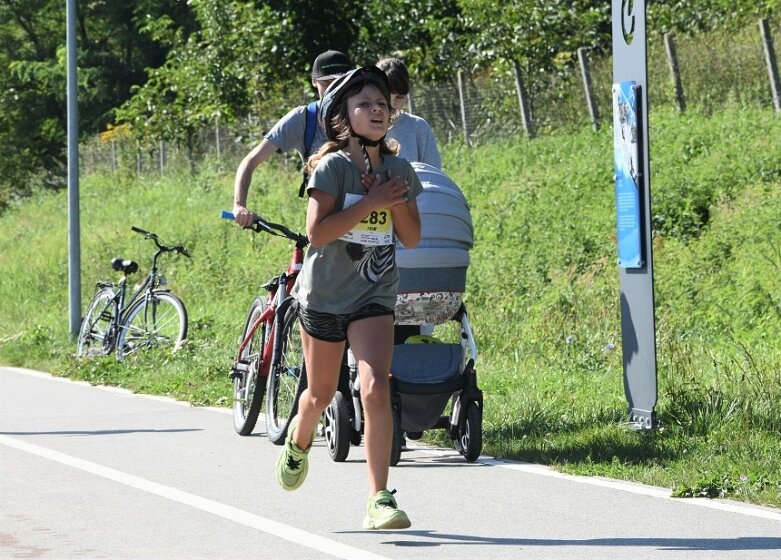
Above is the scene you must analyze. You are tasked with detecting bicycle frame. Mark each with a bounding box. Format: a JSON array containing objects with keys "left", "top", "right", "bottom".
[
  {"left": 106, "top": 259, "right": 169, "bottom": 342},
  {"left": 234, "top": 225, "right": 306, "bottom": 379},
  {"left": 118, "top": 245, "right": 172, "bottom": 326}
]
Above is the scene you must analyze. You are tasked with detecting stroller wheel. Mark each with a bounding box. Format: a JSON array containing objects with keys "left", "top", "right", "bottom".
[
  {"left": 324, "top": 392, "right": 351, "bottom": 462},
  {"left": 390, "top": 405, "right": 402, "bottom": 466},
  {"left": 350, "top": 424, "right": 362, "bottom": 446},
  {"left": 454, "top": 402, "right": 482, "bottom": 462},
  {"left": 405, "top": 431, "right": 423, "bottom": 441}
]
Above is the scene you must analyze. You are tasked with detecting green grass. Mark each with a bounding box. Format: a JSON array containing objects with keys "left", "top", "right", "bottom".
[{"left": 2, "top": 105, "right": 780, "bottom": 508}]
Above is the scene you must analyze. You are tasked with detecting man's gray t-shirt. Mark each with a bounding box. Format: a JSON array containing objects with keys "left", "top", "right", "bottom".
[
  {"left": 293, "top": 151, "right": 423, "bottom": 314},
  {"left": 265, "top": 104, "right": 327, "bottom": 160},
  {"left": 386, "top": 112, "right": 442, "bottom": 169}
]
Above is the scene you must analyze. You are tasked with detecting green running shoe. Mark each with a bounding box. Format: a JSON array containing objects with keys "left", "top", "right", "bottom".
[
  {"left": 363, "top": 489, "right": 411, "bottom": 530},
  {"left": 275, "top": 416, "right": 313, "bottom": 491}
]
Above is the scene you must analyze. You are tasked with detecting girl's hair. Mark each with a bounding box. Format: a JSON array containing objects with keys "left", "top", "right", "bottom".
[
  {"left": 377, "top": 58, "right": 410, "bottom": 96},
  {"left": 306, "top": 81, "right": 398, "bottom": 173}
]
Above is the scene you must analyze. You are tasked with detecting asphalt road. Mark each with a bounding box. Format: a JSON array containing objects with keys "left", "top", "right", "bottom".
[{"left": 2, "top": 366, "right": 780, "bottom": 560}]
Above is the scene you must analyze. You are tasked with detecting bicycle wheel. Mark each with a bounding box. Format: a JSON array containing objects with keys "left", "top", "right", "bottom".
[
  {"left": 76, "top": 287, "right": 117, "bottom": 358},
  {"left": 117, "top": 291, "right": 188, "bottom": 360},
  {"left": 233, "top": 298, "right": 271, "bottom": 435},
  {"left": 266, "top": 302, "right": 307, "bottom": 445}
]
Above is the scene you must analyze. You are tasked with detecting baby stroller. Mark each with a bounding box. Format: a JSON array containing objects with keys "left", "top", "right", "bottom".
[{"left": 323, "top": 163, "right": 483, "bottom": 464}]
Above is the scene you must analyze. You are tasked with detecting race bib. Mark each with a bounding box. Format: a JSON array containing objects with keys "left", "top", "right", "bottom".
[{"left": 339, "top": 193, "right": 394, "bottom": 245}]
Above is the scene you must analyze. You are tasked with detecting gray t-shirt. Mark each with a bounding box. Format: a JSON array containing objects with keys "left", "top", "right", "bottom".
[
  {"left": 293, "top": 151, "right": 423, "bottom": 314},
  {"left": 386, "top": 112, "right": 442, "bottom": 169},
  {"left": 264, "top": 104, "right": 327, "bottom": 160}
]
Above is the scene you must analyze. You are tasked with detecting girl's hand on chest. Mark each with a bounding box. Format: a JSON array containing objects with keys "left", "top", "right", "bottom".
[{"left": 364, "top": 170, "right": 410, "bottom": 210}]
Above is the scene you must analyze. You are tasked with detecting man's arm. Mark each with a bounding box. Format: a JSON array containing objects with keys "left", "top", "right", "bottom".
[{"left": 232, "top": 138, "right": 281, "bottom": 226}]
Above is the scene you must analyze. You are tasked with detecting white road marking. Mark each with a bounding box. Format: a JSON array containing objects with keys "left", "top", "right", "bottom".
[
  {"left": 3, "top": 366, "right": 232, "bottom": 415},
  {"left": 0, "top": 435, "right": 391, "bottom": 560},
  {"left": 410, "top": 445, "right": 781, "bottom": 522}
]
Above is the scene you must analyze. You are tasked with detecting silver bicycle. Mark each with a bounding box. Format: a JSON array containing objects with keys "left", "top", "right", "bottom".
[{"left": 77, "top": 226, "right": 190, "bottom": 361}]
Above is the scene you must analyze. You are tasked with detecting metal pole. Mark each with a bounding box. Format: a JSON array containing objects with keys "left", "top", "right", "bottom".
[
  {"left": 66, "top": 0, "right": 81, "bottom": 337},
  {"left": 612, "top": 0, "right": 658, "bottom": 430},
  {"left": 759, "top": 18, "right": 781, "bottom": 112}
]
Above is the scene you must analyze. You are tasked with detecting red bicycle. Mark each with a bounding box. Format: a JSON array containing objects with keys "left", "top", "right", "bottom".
[{"left": 222, "top": 211, "right": 309, "bottom": 442}]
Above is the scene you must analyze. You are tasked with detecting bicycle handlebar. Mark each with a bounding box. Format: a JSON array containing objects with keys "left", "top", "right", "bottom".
[
  {"left": 221, "top": 210, "right": 308, "bottom": 247},
  {"left": 131, "top": 226, "right": 191, "bottom": 258}
]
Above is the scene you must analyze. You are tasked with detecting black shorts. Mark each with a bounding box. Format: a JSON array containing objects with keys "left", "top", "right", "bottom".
[{"left": 297, "top": 303, "right": 394, "bottom": 343}]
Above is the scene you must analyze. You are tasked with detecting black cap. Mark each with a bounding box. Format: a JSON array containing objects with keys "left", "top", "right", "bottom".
[{"left": 311, "top": 50, "right": 352, "bottom": 81}]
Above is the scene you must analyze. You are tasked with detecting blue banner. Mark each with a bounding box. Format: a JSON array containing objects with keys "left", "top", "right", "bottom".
[{"left": 612, "top": 81, "right": 643, "bottom": 269}]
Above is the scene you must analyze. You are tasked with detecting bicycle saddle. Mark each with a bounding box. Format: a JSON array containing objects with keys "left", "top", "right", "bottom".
[{"left": 111, "top": 258, "right": 139, "bottom": 274}]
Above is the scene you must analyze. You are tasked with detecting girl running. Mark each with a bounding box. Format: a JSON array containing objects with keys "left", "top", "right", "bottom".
[{"left": 275, "top": 66, "right": 422, "bottom": 530}]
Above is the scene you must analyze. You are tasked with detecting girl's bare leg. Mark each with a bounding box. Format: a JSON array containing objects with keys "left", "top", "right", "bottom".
[
  {"left": 347, "top": 315, "right": 394, "bottom": 495},
  {"left": 293, "top": 327, "right": 344, "bottom": 450}
]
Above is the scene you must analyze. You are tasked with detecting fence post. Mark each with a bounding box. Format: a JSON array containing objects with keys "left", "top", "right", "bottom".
[
  {"left": 759, "top": 18, "right": 781, "bottom": 112},
  {"left": 215, "top": 116, "right": 222, "bottom": 162},
  {"left": 407, "top": 89, "right": 416, "bottom": 115},
  {"left": 110, "top": 140, "right": 117, "bottom": 172},
  {"left": 246, "top": 114, "right": 255, "bottom": 146},
  {"left": 664, "top": 33, "right": 686, "bottom": 112},
  {"left": 136, "top": 139, "right": 142, "bottom": 175},
  {"left": 89, "top": 146, "right": 97, "bottom": 175},
  {"left": 457, "top": 70, "right": 470, "bottom": 145},
  {"left": 159, "top": 139, "right": 165, "bottom": 174},
  {"left": 578, "top": 48, "right": 600, "bottom": 131},
  {"left": 512, "top": 59, "right": 534, "bottom": 138}
]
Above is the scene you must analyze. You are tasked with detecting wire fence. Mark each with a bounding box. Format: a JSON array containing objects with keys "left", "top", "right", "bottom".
[{"left": 80, "top": 19, "right": 780, "bottom": 177}]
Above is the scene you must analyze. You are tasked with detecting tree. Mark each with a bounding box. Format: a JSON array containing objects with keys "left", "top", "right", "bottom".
[
  {"left": 115, "top": 0, "right": 371, "bottom": 161},
  {"left": 0, "top": 1, "right": 67, "bottom": 201},
  {"left": 647, "top": 0, "right": 776, "bottom": 36},
  {"left": 116, "top": 0, "right": 303, "bottom": 164},
  {"left": 350, "top": 0, "right": 467, "bottom": 81},
  {"left": 451, "top": 0, "right": 610, "bottom": 127},
  {"left": 457, "top": 0, "right": 610, "bottom": 73},
  {"left": 0, "top": 0, "right": 194, "bottom": 205},
  {"left": 276, "top": 0, "right": 361, "bottom": 67}
]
